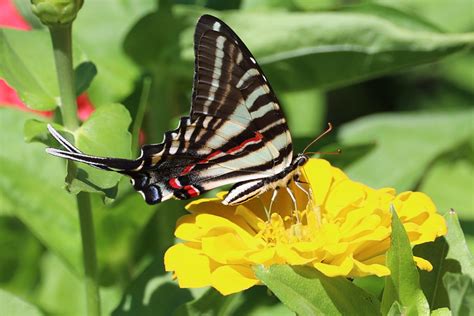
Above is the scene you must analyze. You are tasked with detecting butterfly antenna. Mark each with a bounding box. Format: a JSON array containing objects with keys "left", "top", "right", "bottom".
[
  {"left": 302, "top": 122, "right": 334, "bottom": 154},
  {"left": 304, "top": 149, "right": 342, "bottom": 156},
  {"left": 46, "top": 124, "right": 142, "bottom": 172}
]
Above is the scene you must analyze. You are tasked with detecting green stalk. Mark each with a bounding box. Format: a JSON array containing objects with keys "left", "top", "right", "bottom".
[
  {"left": 132, "top": 76, "right": 151, "bottom": 154},
  {"left": 49, "top": 24, "right": 101, "bottom": 316},
  {"left": 50, "top": 25, "right": 78, "bottom": 130}
]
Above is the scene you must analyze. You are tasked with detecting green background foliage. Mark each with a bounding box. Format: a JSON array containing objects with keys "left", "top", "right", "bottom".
[{"left": 0, "top": 0, "right": 473, "bottom": 314}]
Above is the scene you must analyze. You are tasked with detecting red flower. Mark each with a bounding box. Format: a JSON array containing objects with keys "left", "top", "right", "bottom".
[
  {"left": 0, "top": 0, "right": 30, "bottom": 30},
  {"left": 0, "top": 0, "right": 94, "bottom": 120}
]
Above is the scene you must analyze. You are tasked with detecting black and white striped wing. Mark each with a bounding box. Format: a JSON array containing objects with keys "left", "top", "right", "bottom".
[
  {"left": 46, "top": 15, "right": 293, "bottom": 205},
  {"left": 190, "top": 15, "right": 293, "bottom": 175}
]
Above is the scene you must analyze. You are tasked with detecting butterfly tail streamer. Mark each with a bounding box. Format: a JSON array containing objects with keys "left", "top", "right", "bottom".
[{"left": 46, "top": 124, "right": 142, "bottom": 172}]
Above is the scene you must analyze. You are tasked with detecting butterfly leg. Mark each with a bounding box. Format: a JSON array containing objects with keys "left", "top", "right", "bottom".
[
  {"left": 285, "top": 186, "right": 301, "bottom": 224},
  {"left": 267, "top": 189, "right": 279, "bottom": 219}
]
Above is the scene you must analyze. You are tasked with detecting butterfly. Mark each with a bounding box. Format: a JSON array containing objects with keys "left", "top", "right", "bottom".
[{"left": 47, "top": 14, "right": 316, "bottom": 206}]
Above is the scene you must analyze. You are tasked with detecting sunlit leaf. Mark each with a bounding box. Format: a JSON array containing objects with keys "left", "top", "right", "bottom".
[
  {"left": 255, "top": 265, "right": 380, "bottom": 316},
  {"left": 381, "top": 208, "right": 429, "bottom": 315},
  {"left": 178, "top": 8, "right": 474, "bottom": 92},
  {"left": 0, "top": 29, "right": 85, "bottom": 110},
  {"left": 339, "top": 110, "right": 474, "bottom": 192},
  {"left": 73, "top": 0, "right": 155, "bottom": 105},
  {"left": 0, "top": 108, "right": 82, "bottom": 275},
  {"left": 64, "top": 103, "right": 132, "bottom": 198},
  {"left": 0, "top": 288, "right": 42, "bottom": 316},
  {"left": 443, "top": 211, "right": 474, "bottom": 279},
  {"left": 443, "top": 273, "right": 474, "bottom": 316}
]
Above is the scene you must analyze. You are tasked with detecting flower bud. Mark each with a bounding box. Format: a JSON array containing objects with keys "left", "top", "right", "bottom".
[{"left": 30, "top": 0, "right": 83, "bottom": 26}]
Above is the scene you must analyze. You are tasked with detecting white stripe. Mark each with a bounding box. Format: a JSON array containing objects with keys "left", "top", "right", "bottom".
[
  {"left": 204, "top": 36, "right": 225, "bottom": 109},
  {"left": 236, "top": 68, "right": 259, "bottom": 89},
  {"left": 223, "top": 180, "right": 267, "bottom": 205},
  {"left": 246, "top": 85, "right": 269, "bottom": 107},
  {"left": 236, "top": 51, "right": 243, "bottom": 64},
  {"left": 250, "top": 101, "right": 275, "bottom": 119},
  {"left": 260, "top": 118, "right": 286, "bottom": 134},
  {"left": 168, "top": 145, "right": 178, "bottom": 155},
  {"left": 212, "top": 21, "right": 221, "bottom": 31}
]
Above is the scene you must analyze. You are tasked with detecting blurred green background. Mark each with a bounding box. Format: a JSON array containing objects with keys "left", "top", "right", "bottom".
[{"left": 0, "top": 0, "right": 473, "bottom": 314}]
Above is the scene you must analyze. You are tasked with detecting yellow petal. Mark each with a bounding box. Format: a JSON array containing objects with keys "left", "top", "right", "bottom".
[
  {"left": 353, "top": 259, "right": 390, "bottom": 277},
  {"left": 414, "top": 256, "right": 433, "bottom": 271},
  {"left": 235, "top": 205, "right": 266, "bottom": 232},
  {"left": 313, "top": 256, "right": 354, "bottom": 277},
  {"left": 211, "top": 265, "right": 260, "bottom": 295},
  {"left": 164, "top": 243, "right": 211, "bottom": 288},
  {"left": 325, "top": 180, "right": 367, "bottom": 217},
  {"left": 174, "top": 214, "right": 202, "bottom": 241},
  {"left": 247, "top": 248, "right": 278, "bottom": 265},
  {"left": 276, "top": 244, "right": 314, "bottom": 265},
  {"left": 186, "top": 195, "right": 229, "bottom": 213},
  {"left": 202, "top": 233, "right": 256, "bottom": 264},
  {"left": 302, "top": 159, "right": 336, "bottom": 206}
]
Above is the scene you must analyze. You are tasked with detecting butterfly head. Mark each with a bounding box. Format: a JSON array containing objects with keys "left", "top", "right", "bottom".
[{"left": 294, "top": 153, "right": 309, "bottom": 167}]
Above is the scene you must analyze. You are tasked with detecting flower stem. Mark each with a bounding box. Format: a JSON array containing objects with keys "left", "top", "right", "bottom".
[
  {"left": 131, "top": 76, "right": 151, "bottom": 154},
  {"left": 77, "top": 192, "right": 100, "bottom": 316},
  {"left": 50, "top": 25, "right": 78, "bottom": 130},
  {"left": 49, "top": 24, "right": 101, "bottom": 316}
]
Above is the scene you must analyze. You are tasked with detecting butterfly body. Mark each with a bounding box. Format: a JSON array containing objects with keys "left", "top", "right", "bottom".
[{"left": 47, "top": 15, "right": 310, "bottom": 205}]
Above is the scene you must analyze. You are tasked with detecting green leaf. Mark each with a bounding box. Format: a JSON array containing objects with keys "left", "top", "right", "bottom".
[
  {"left": 174, "top": 288, "right": 241, "bottom": 316},
  {"left": 413, "top": 237, "right": 459, "bottom": 310},
  {"left": 35, "top": 252, "right": 121, "bottom": 316},
  {"left": 178, "top": 8, "right": 474, "bottom": 92},
  {"left": 443, "top": 211, "right": 474, "bottom": 279},
  {"left": 338, "top": 110, "right": 474, "bottom": 192},
  {"left": 280, "top": 89, "right": 326, "bottom": 138},
  {"left": 0, "top": 217, "right": 43, "bottom": 295},
  {"left": 24, "top": 119, "right": 70, "bottom": 147},
  {"left": 342, "top": 3, "right": 444, "bottom": 33},
  {"left": 94, "top": 189, "right": 159, "bottom": 280},
  {"left": 112, "top": 259, "right": 193, "bottom": 316},
  {"left": 353, "top": 275, "right": 385, "bottom": 298},
  {"left": 255, "top": 265, "right": 380, "bottom": 316},
  {"left": 0, "top": 289, "right": 42, "bottom": 316},
  {"left": 0, "top": 108, "right": 82, "bottom": 275},
  {"left": 387, "top": 301, "right": 404, "bottom": 316},
  {"left": 73, "top": 0, "right": 155, "bottom": 105},
  {"left": 413, "top": 210, "right": 474, "bottom": 310},
  {"left": 375, "top": 0, "right": 474, "bottom": 33},
  {"left": 229, "top": 286, "right": 293, "bottom": 316},
  {"left": 420, "top": 158, "right": 474, "bottom": 221},
  {"left": 64, "top": 103, "right": 132, "bottom": 198},
  {"left": 0, "top": 29, "right": 57, "bottom": 110},
  {"left": 0, "top": 29, "right": 86, "bottom": 110},
  {"left": 431, "top": 308, "right": 452, "bottom": 316},
  {"left": 74, "top": 61, "right": 97, "bottom": 96},
  {"left": 443, "top": 273, "right": 474, "bottom": 316},
  {"left": 381, "top": 208, "right": 429, "bottom": 315}
]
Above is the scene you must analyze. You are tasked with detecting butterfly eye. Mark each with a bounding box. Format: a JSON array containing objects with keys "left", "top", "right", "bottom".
[
  {"left": 131, "top": 174, "right": 148, "bottom": 190},
  {"left": 143, "top": 185, "right": 162, "bottom": 204}
]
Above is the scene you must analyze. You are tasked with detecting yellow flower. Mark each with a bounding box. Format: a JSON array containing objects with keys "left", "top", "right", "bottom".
[{"left": 164, "top": 159, "right": 447, "bottom": 295}]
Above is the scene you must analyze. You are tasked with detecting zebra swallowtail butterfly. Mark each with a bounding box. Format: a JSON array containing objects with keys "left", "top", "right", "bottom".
[{"left": 47, "top": 14, "right": 312, "bottom": 206}]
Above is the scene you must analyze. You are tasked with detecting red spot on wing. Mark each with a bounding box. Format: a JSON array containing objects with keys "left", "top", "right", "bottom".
[
  {"left": 226, "top": 132, "right": 263, "bottom": 154},
  {"left": 198, "top": 150, "right": 222, "bottom": 164},
  {"left": 184, "top": 185, "right": 200, "bottom": 197},
  {"left": 169, "top": 178, "right": 182, "bottom": 189},
  {"left": 180, "top": 165, "right": 195, "bottom": 176}
]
